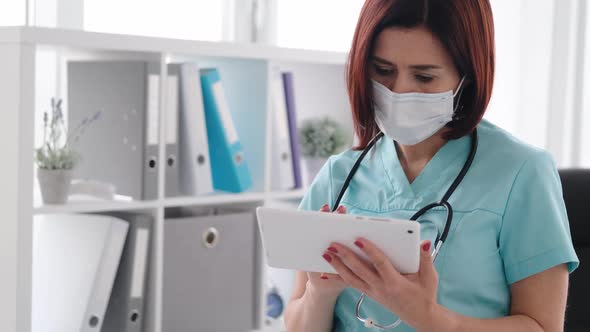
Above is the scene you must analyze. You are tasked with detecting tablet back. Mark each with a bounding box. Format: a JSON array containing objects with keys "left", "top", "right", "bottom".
[{"left": 256, "top": 207, "right": 421, "bottom": 274}]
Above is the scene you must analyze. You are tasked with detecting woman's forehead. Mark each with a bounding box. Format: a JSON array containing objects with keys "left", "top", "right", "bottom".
[{"left": 372, "top": 26, "right": 454, "bottom": 68}]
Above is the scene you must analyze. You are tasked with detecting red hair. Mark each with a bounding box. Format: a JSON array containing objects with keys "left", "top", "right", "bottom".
[{"left": 347, "top": 0, "right": 495, "bottom": 149}]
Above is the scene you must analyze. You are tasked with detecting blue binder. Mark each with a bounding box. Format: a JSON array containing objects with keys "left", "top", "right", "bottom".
[{"left": 200, "top": 68, "right": 252, "bottom": 193}]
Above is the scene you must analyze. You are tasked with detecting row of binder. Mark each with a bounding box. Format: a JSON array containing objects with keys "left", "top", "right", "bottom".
[
  {"left": 67, "top": 60, "right": 253, "bottom": 200},
  {"left": 32, "top": 210, "right": 260, "bottom": 332},
  {"left": 32, "top": 213, "right": 151, "bottom": 332}
]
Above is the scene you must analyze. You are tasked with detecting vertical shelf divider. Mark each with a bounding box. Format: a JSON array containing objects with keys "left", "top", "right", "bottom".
[
  {"left": 0, "top": 42, "right": 36, "bottom": 332},
  {"left": 146, "top": 52, "right": 170, "bottom": 332}
]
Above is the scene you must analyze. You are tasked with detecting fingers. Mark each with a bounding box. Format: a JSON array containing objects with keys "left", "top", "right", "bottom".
[
  {"left": 318, "top": 204, "right": 346, "bottom": 283},
  {"left": 319, "top": 204, "right": 346, "bottom": 213},
  {"left": 319, "top": 272, "right": 343, "bottom": 281},
  {"left": 419, "top": 240, "right": 437, "bottom": 283},
  {"left": 352, "top": 238, "right": 402, "bottom": 282},
  {"left": 327, "top": 243, "right": 381, "bottom": 287},
  {"left": 323, "top": 251, "right": 370, "bottom": 292},
  {"left": 309, "top": 272, "right": 341, "bottom": 282}
]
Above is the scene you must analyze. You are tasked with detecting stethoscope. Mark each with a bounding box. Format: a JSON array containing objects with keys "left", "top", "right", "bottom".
[{"left": 330, "top": 129, "right": 478, "bottom": 330}]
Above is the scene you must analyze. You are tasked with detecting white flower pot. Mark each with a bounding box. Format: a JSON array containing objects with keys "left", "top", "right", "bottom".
[{"left": 37, "top": 168, "right": 73, "bottom": 205}]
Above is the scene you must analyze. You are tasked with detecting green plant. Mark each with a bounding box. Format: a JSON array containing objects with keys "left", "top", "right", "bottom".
[
  {"left": 35, "top": 98, "right": 101, "bottom": 170},
  {"left": 299, "top": 117, "right": 348, "bottom": 158}
]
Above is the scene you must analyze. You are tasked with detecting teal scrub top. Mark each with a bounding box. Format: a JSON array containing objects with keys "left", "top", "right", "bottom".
[{"left": 298, "top": 120, "right": 579, "bottom": 332}]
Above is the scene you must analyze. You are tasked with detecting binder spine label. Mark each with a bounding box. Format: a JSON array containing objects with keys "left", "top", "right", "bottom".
[
  {"left": 147, "top": 75, "right": 160, "bottom": 145},
  {"left": 131, "top": 229, "right": 150, "bottom": 298},
  {"left": 212, "top": 82, "right": 239, "bottom": 144},
  {"left": 166, "top": 75, "right": 179, "bottom": 144}
]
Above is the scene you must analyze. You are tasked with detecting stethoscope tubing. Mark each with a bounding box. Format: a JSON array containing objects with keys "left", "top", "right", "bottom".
[{"left": 330, "top": 129, "right": 478, "bottom": 330}]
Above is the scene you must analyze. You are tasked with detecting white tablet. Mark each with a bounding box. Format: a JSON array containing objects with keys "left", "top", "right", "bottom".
[{"left": 256, "top": 207, "right": 421, "bottom": 274}]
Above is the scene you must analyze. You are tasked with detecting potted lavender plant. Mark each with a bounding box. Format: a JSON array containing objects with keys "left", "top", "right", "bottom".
[{"left": 35, "top": 98, "right": 101, "bottom": 204}]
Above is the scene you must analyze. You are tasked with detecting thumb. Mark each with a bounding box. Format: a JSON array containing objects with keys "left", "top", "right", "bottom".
[{"left": 418, "top": 240, "right": 437, "bottom": 283}]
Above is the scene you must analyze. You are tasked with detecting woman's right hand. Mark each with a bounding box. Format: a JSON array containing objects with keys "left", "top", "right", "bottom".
[{"left": 306, "top": 204, "right": 348, "bottom": 298}]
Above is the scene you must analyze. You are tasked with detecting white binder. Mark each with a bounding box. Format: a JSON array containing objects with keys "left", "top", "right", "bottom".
[
  {"left": 178, "top": 62, "right": 214, "bottom": 195},
  {"left": 32, "top": 214, "right": 129, "bottom": 332},
  {"left": 270, "top": 66, "right": 295, "bottom": 191}
]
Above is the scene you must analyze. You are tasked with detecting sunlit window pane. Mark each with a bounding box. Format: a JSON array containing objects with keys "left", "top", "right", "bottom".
[
  {"left": 84, "top": 0, "right": 223, "bottom": 41},
  {"left": 0, "top": 0, "right": 26, "bottom": 26},
  {"left": 580, "top": 2, "right": 590, "bottom": 166},
  {"left": 276, "top": 0, "right": 364, "bottom": 52}
]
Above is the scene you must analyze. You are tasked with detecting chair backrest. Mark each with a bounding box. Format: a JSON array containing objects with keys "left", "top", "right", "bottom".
[{"left": 558, "top": 169, "right": 589, "bottom": 331}]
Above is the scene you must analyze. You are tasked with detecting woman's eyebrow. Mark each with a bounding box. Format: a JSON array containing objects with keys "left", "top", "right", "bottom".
[
  {"left": 372, "top": 56, "right": 394, "bottom": 65},
  {"left": 409, "top": 64, "right": 443, "bottom": 70},
  {"left": 372, "top": 56, "right": 442, "bottom": 70}
]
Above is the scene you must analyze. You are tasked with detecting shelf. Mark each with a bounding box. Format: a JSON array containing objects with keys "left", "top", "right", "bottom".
[
  {"left": 33, "top": 192, "right": 270, "bottom": 214},
  {"left": 266, "top": 189, "right": 306, "bottom": 201},
  {"left": 252, "top": 326, "right": 285, "bottom": 332},
  {"left": 0, "top": 26, "right": 347, "bottom": 65},
  {"left": 252, "top": 320, "right": 286, "bottom": 332},
  {"left": 163, "top": 192, "right": 267, "bottom": 207},
  {"left": 33, "top": 198, "right": 159, "bottom": 214}
]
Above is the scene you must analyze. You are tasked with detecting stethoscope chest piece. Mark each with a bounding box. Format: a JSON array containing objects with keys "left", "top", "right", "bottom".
[{"left": 364, "top": 319, "right": 375, "bottom": 328}]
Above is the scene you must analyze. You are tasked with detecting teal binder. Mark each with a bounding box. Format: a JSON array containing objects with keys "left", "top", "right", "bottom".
[{"left": 200, "top": 68, "right": 252, "bottom": 193}]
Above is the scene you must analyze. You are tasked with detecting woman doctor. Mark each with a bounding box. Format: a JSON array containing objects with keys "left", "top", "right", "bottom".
[{"left": 284, "top": 0, "right": 579, "bottom": 331}]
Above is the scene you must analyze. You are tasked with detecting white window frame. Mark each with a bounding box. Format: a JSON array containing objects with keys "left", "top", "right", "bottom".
[
  {"left": 570, "top": 0, "right": 587, "bottom": 167},
  {"left": 545, "top": 0, "right": 587, "bottom": 167}
]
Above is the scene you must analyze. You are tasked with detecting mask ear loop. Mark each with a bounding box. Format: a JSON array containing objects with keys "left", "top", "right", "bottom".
[
  {"left": 452, "top": 76, "right": 468, "bottom": 120},
  {"left": 452, "top": 76, "right": 467, "bottom": 98}
]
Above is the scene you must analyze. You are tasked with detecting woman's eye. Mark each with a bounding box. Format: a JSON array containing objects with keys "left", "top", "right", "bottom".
[
  {"left": 415, "top": 75, "right": 434, "bottom": 83},
  {"left": 374, "top": 65, "right": 394, "bottom": 76}
]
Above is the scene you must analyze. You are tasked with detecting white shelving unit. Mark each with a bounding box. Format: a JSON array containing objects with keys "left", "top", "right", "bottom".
[{"left": 0, "top": 26, "right": 351, "bottom": 332}]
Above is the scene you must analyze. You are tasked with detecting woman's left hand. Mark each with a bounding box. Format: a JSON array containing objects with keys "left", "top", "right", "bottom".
[{"left": 323, "top": 238, "right": 439, "bottom": 331}]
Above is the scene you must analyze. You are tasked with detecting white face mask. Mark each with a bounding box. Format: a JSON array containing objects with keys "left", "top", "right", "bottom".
[{"left": 372, "top": 77, "right": 466, "bottom": 145}]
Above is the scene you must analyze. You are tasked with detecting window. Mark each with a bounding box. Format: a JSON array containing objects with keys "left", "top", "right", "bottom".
[
  {"left": 485, "top": 0, "right": 555, "bottom": 150},
  {"left": 1, "top": 0, "right": 26, "bottom": 26},
  {"left": 276, "top": 0, "right": 364, "bottom": 52},
  {"left": 84, "top": 0, "right": 224, "bottom": 41},
  {"left": 580, "top": 1, "right": 590, "bottom": 166}
]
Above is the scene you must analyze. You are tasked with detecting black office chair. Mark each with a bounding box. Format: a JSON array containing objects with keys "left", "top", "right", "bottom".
[{"left": 559, "top": 169, "right": 589, "bottom": 332}]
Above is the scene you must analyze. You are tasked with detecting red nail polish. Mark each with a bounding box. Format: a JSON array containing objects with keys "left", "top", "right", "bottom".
[
  {"left": 327, "top": 246, "right": 338, "bottom": 254},
  {"left": 337, "top": 206, "right": 345, "bottom": 213},
  {"left": 422, "top": 242, "right": 431, "bottom": 252},
  {"left": 354, "top": 240, "right": 364, "bottom": 249},
  {"left": 323, "top": 253, "right": 333, "bottom": 263},
  {"left": 321, "top": 275, "right": 328, "bottom": 280}
]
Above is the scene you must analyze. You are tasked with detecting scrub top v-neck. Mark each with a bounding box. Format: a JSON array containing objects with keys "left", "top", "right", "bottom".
[{"left": 298, "top": 120, "right": 579, "bottom": 332}]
